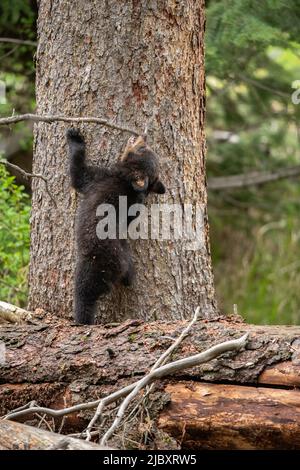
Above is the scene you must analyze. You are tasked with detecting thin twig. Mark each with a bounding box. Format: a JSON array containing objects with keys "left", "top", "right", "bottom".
[
  {"left": 0, "top": 159, "right": 47, "bottom": 184},
  {"left": 0, "top": 279, "right": 23, "bottom": 293},
  {"left": 151, "top": 306, "right": 200, "bottom": 371},
  {"left": 0, "top": 113, "right": 139, "bottom": 136},
  {"left": 0, "top": 45, "right": 18, "bottom": 60},
  {"left": 58, "top": 397, "right": 68, "bottom": 434},
  {"left": 0, "top": 400, "right": 38, "bottom": 417},
  {"left": 208, "top": 165, "right": 300, "bottom": 191},
  {"left": 0, "top": 159, "right": 57, "bottom": 207},
  {"left": 100, "top": 333, "right": 248, "bottom": 446},
  {"left": 0, "top": 37, "right": 37, "bottom": 47},
  {"left": 238, "top": 73, "right": 290, "bottom": 98},
  {"left": 36, "top": 413, "right": 55, "bottom": 433},
  {"left": 68, "top": 430, "right": 100, "bottom": 439}
]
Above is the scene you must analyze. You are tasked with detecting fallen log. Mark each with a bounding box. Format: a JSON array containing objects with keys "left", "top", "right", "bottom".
[
  {"left": 258, "top": 360, "right": 300, "bottom": 387},
  {"left": 2, "top": 381, "right": 300, "bottom": 450},
  {"left": 158, "top": 382, "right": 300, "bottom": 450},
  {"left": 0, "top": 301, "right": 33, "bottom": 324},
  {"left": 0, "top": 316, "right": 300, "bottom": 449},
  {"left": 0, "top": 420, "right": 111, "bottom": 450},
  {"left": 1, "top": 316, "right": 299, "bottom": 387}
]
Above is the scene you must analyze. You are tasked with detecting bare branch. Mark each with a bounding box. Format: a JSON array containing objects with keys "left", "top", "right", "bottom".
[
  {"left": 0, "top": 159, "right": 47, "bottom": 184},
  {"left": 2, "top": 383, "right": 136, "bottom": 421},
  {"left": 0, "top": 37, "right": 37, "bottom": 47},
  {"left": 151, "top": 306, "right": 200, "bottom": 371},
  {"left": 238, "top": 73, "right": 290, "bottom": 98},
  {"left": 2, "top": 400, "right": 38, "bottom": 414},
  {"left": 0, "top": 113, "right": 139, "bottom": 136},
  {"left": 100, "top": 332, "right": 248, "bottom": 445},
  {"left": 0, "top": 159, "right": 57, "bottom": 207},
  {"left": 85, "top": 306, "right": 201, "bottom": 440},
  {"left": 208, "top": 165, "right": 300, "bottom": 191}
]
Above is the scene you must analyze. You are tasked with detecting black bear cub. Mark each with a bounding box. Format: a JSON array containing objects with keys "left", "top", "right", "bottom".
[{"left": 67, "top": 128, "right": 166, "bottom": 325}]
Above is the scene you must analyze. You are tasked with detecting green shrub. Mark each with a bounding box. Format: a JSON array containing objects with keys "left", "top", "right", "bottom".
[{"left": 0, "top": 164, "right": 30, "bottom": 306}]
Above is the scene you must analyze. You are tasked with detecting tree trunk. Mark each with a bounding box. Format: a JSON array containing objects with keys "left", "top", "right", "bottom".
[{"left": 28, "top": 0, "right": 216, "bottom": 323}]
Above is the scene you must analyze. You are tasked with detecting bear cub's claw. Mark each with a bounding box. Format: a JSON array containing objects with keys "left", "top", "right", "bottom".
[{"left": 66, "top": 128, "right": 84, "bottom": 145}]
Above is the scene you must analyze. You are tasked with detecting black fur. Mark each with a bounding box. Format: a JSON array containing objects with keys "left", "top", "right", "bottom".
[{"left": 67, "top": 128, "right": 165, "bottom": 325}]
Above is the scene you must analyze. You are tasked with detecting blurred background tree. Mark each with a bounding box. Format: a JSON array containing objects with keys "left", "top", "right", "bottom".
[
  {"left": 0, "top": 0, "right": 300, "bottom": 323},
  {"left": 0, "top": 0, "right": 36, "bottom": 307},
  {"left": 206, "top": 0, "right": 300, "bottom": 324}
]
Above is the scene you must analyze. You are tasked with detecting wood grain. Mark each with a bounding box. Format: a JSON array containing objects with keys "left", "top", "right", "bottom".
[{"left": 159, "top": 382, "right": 300, "bottom": 450}]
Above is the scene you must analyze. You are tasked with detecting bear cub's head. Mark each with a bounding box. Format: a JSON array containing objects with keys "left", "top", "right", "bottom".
[{"left": 116, "top": 135, "right": 166, "bottom": 195}]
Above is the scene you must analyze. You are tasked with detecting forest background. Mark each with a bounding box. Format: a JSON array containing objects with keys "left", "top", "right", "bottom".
[{"left": 1, "top": 0, "right": 300, "bottom": 325}]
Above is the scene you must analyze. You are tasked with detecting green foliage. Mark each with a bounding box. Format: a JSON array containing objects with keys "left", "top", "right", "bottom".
[
  {"left": 0, "top": 164, "right": 30, "bottom": 306},
  {"left": 0, "top": 1, "right": 36, "bottom": 307},
  {"left": 206, "top": 0, "right": 300, "bottom": 77},
  {"left": 0, "top": 0, "right": 36, "bottom": 119},
  {"left": 0, "top": 0, "right": 33, "bottom": 25},
  {"left": 206, "top": 0, "right": 300, "bottom": 324}
]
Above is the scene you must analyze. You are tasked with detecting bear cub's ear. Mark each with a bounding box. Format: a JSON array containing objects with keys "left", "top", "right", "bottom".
[{"left": 151, "top": 180, "right": 166, "bottom": 194}]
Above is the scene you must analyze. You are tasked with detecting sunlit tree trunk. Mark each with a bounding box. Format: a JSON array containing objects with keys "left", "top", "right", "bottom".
[{"left": 29, "top": 0, "right": 217, "bottom": 322}]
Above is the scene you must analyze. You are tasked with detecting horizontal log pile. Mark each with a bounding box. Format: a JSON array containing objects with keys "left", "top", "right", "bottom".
[{"left": 1, "top": 314, "right": 300, "bottom": 449}]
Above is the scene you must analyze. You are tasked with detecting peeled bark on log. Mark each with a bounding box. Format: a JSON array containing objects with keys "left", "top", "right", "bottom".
[
  {"left": 158, "top": 382, "right": 300, "bottom": 450},
  {"left": 0, "top": 420, "right": 110, "bottom": 450},
  {"left": 259, "top": 360, "right": 300, "bottom": 388}
]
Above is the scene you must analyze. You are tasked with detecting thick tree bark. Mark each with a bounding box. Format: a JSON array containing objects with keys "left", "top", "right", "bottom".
[{"left": 28, "top": 0, "right": 216, "bottom": 323}]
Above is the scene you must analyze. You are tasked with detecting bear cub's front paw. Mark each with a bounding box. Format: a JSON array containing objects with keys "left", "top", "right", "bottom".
[{"left": 66, "top": 128, "right": 84, "bottom": 145}]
